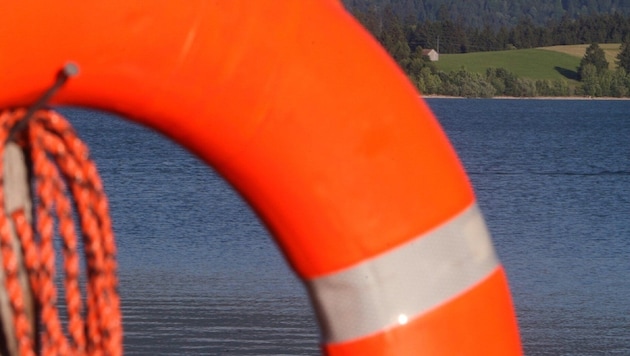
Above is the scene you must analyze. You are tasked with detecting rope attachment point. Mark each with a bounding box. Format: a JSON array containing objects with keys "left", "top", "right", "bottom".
[
  {"left": 8, "top": 62, "right": 79, "bottom": 143},
  {"left": 1, "top": 62, "right": 122, "bottom": 356}
]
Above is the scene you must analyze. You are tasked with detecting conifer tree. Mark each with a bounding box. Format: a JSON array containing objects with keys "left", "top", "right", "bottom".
[
  {"left": 379, "top": 5, "right": 410, "bottom": 64},
  {"left": 616, "top": 40, "right": 630, "bottom": 72},
  {"left": 578, "top": 43, "right": 609, "bottom": 81}
]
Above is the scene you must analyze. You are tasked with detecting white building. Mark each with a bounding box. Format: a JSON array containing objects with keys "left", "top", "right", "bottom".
[{"left": 421, "top": 49, "right": 439, "bottom": 61}]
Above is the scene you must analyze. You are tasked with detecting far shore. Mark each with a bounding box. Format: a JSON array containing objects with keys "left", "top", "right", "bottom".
[{"left": 423, "top": 95, "right": 630, "bottom": 100}]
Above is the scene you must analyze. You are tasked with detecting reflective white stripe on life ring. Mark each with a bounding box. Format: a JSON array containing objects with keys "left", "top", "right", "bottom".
[{"left": 306, "top": 203, "right": 499, "bottom": 344}]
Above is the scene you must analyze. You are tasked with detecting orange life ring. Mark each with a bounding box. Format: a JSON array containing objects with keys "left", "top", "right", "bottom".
[{"left": 0, "top": 1, "right": 522, "bottom": 354}]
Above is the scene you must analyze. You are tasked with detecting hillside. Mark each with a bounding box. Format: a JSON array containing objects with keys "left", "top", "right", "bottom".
[
  {"left": 343, "top": 0, "right": 630, "bottom": 28},
  {"left": 435, "top": 45, "right": 622, "bottom": 84},
  {"left": 540, "top": 44, "right": 621, "bottom": 66}
]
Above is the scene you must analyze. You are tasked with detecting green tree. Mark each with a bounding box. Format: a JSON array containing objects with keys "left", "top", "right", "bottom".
[
  {"left": 578, "top": 63, "right": 602, "bottom": 96},
  {"left": 535, "top": 80, "right": 554, "bottom": 96},
  {"left": 352, "top": 5, "right": 381, "bottom": 39},
  {"left": 598, "top": 70, "right": 614, "bottom": 96},
  {"left": 514, "top": 78, "right": 538, "bottom": 97},
  {"left": 415, "top": 67, "right": 442, "bottom": 95},
  {"left": 616, "top": 40, "right": 630, "bottom": 72},
  {"left": 485, "top": 68, "right": 520, "bottom": 96},
  {"left": 446, "top": 68, "right": 495, "bottom": 98},
  {"left": 578, "top": 43, "right": 609, "bottom": 80},
  {"left": 551, "top": 79, "right": 572, "bottom": 96},
  {"left": 379, "top": 5, "right": 411, "bottom": 64},
  {"left": 536, "top": 79, "right": 572, "bottom": 97}
]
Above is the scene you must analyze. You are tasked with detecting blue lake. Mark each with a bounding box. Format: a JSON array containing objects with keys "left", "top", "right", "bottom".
[{"left": 58, "top": 98, "right": 630, "bottom": 355}]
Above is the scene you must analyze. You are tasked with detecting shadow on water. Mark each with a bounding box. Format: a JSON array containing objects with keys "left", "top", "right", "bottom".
[{"left": 554, "top": 66, "right": 578, "bottom": 80}]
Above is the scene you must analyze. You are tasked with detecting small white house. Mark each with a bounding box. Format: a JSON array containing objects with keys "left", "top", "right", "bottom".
[{"left": 422, "top": 49, "right": 439, "bottom": 62}]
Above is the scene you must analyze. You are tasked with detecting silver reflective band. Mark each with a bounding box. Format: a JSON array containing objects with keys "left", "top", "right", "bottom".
[{"left": 306, "top": 203, "right": 499, "bottom": 344}]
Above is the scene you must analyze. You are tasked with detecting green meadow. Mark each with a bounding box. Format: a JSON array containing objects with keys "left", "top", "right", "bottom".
[
  {"left": 435, "top": 44, "right": 622, "bottom": 85},
  {"left": 539, "top": 43, "right": 621, "bottom": 66}
]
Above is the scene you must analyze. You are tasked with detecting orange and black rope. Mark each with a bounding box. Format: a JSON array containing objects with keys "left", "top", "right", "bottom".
[{"left": 0, "top": 109, "right": 122, "bottom": 356}]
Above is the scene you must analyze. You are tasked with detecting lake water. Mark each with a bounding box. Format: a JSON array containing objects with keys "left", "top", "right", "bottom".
[{"left": 57, "top": 98, "right": 630, "bottom": 355}]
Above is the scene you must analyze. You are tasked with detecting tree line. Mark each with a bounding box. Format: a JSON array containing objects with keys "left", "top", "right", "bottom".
[
  {"left": 352, "top": 7, "right": 630, "bottom": 54},
  {"left": 348, "top": 6, "right": 630, "bottom": 97},
  {"left": 408, "top": 50, "right": 630, "bottom": 98},
  {"left": 575, "top": 42, "right": 630, "bottom": 97},
  {"left": 343, "top": 0, "right": 630, "bottom": 29}
]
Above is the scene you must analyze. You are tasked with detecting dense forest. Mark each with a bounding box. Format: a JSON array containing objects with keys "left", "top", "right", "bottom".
[
  {"left": 342, "top": 1, "right": 630, "bottom": 97},
  {"left": 342, "top": 0, "right": 630, "bottom": 28},
  {"left": 346, "top": 6, "right": 630, "bottom": 54}
]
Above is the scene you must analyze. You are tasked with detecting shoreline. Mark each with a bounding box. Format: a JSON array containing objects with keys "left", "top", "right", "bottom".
[{"left": 422, "top": 95, "right": 630, "bottom": 100}]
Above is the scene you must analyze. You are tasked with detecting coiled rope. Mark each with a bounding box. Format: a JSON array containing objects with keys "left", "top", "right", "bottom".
[{"left": 0, "top": 108, "right": 122, "bottom": 355}]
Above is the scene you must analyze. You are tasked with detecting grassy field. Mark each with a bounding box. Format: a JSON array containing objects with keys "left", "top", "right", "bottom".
[
  {"left": 539, "top": 43, "right": 621, "bottom": 65},
  {"left": 435, "top": 44, "right": 622, "bottom": 84}
]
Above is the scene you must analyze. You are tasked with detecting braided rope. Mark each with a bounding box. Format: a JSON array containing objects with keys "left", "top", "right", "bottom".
[{"left": 0, "top": 109, "right": 122, "bottom": 356}]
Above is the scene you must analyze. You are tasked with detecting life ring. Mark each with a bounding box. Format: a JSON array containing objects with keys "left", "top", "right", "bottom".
[{"left": 0, "top": 1, "right": 522, "bottom": 354}]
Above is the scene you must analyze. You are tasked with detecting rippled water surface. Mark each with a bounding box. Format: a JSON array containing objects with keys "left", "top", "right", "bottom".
[
  {"left": 428, "top": 99, "right": 630, "bottom": 356},
  {"left": 59, "top": 99, "right": 630, "bottom": 355}
]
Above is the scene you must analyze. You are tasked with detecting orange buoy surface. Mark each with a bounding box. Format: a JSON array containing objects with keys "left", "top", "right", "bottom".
[{"left": 0, "top": 1, "right": 522, "bottom": 354}]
